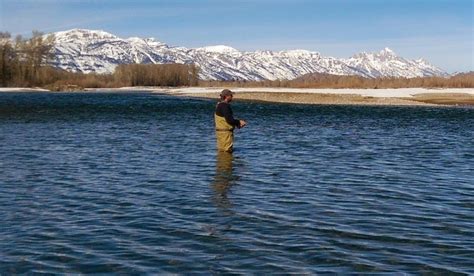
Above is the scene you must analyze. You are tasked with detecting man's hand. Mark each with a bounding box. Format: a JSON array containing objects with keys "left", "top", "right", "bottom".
[{"left": 239, "top": 120, "right": 247, "bottom": 128}]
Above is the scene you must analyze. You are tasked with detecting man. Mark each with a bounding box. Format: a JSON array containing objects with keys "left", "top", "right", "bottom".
[{"left": 214, "top": 89, "right": 247, "bottom": 153}]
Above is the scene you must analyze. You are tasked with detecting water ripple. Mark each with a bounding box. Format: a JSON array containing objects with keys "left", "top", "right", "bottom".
[{"left": 0, "top": 92, "right": 473, "bottom": 273}]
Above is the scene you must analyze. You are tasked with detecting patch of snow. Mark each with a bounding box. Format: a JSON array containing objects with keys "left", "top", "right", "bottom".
[
  {"left": 0, "top": 87, "right": 50, "bottom": 92},
  {"left": 197, "top": 45, "right": 240, "bottom": 54}
]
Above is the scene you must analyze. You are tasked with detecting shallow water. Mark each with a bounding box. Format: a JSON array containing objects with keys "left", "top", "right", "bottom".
[{"left": 0, "top": 91, "right": 473, "bottom": 274}]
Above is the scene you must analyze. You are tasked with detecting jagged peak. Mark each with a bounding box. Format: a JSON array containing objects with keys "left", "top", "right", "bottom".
[
  {"left": 350, "top": 48, "right": 397, "bottom": 59},
  {"left": 144, "top": 37, "right": 157, "bottom": 43},
  {"left": 125, "top": 36, "right": 167, "bottom": 48},
  {"left": 145, "top": 37, "right": 167, "bottom": 47},
  {"left": 379, "top": 47, "right": 396, "bottom": 56},
  {"left": 351, "top": 51, "right": 370, "bottom": 59},
  {"left": 254, "top": 50, "right": 274, "bottom": 54}
]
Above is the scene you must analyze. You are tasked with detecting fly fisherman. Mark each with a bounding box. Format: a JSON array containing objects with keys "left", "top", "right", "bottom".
[{"left": 214, "top": 89, "right": 247, "bottom": 153}]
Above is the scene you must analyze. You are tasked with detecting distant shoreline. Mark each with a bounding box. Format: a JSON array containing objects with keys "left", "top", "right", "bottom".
[
  {"left": 163, "top": 92, "right": 474, "bottom": 106},
  {"left": 1, "top": 87, "right": 473, "bottom": 106},
  {"left": 153, "top": 87, "right": 474, "bottom": 106}
]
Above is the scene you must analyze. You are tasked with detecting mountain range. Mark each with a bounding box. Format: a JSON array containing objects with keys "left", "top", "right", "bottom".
[{"left": 50, "top": 29, "right": 447, "bottom": 81}]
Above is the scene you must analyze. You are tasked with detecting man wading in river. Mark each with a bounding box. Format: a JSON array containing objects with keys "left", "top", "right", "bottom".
[{"left": 215, "top": 89, "right": 247, "bottom": 153}]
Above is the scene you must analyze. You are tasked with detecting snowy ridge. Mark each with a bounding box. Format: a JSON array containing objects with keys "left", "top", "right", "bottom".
[
  {"left": 196, "top": 45, "right": 240, "bottom": 54},
  {"left": 50, "top": 29, "right": 448, "bottom": 80}
]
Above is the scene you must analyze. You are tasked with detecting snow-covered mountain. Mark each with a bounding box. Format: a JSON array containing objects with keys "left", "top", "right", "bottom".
[
  {"left": 50, "top": 29, "right": 447, "bottom": 80},
  {"left": 343, "top": 48, "right": 446, "bottom": 78}
]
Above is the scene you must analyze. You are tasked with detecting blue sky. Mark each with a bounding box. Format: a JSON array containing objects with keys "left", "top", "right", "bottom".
[{"left": 1, "top": 0, "right": 472, "bottom": 72}]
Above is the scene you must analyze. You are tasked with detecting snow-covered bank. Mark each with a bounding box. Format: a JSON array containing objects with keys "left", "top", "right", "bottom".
[
  {"left": 2, "top": 86, "right": 472, "bottom": 105},
  {"left": 2, "top": 87, "right": 473, "bottom": 99},
  {"left": 152, "top": 87, "right": 474, "bottom": 98},
  {"left": 0, "top": 87, "right": 50, "bottom": 92}
]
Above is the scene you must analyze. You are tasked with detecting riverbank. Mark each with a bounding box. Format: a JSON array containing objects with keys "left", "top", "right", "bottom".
[
  {"left": 2, "top": 87, "right": 473, "bottom": 106},
  {"left": 0, "top": 87, "right": 50, "bottom": 92},
  {"left": 152, "top": 87, "right": 474, "bottom": 106}
]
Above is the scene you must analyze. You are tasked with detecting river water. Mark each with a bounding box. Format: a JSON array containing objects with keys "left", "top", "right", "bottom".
[{"left": 0, "top": 92, "right": 473, "bottom": 274}]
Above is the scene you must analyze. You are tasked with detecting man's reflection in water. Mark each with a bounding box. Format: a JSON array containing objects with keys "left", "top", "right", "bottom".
[{"left": 212, "top": 151, "right": 235, "bottom": 213}]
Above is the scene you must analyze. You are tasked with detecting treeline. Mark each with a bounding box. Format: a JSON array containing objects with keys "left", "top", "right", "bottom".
[
  {"left": 40, "top": 63, "right": 199, "bottom": 90},
  {"left": 0, "top": 30, "right": 199, "bottom": 89},
  {"left": 0, "top": 31, "right": 55, "bottom": 87},
  {"left": 199, "top": 72, "right": 474, "bottom": 89},
  {"left": 290, "top": 72, "right": 474, "bottom": 88},
  {"left": 114, "top": 64, "right": 199, "bottom": 87}
]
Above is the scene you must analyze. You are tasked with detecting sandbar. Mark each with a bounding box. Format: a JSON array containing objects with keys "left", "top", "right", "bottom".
[
  {"left": 153, "top": 87, "right": 474, "bottom": 106},
  {"left": 2, "top": 87, "right": 473, "bottom": 106}
]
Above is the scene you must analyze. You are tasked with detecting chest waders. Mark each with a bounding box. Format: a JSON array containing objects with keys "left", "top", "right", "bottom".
[{"left": 215, "top": 114, "right": 234, "bottom": 153}]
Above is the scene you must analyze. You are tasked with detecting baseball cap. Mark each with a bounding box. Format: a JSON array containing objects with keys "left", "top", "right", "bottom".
[{"left": 220, "top": 89, "right": 234, "bottom": 97}]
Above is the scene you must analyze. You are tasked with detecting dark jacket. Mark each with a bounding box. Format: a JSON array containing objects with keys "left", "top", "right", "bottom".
[{"left": 215, "top": 101, "right": 241, "bottom": 128}]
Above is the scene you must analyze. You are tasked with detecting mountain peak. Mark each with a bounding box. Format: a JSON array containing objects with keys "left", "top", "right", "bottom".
[
  {"left": 284, "top": 49, "right": 319, "bottom": 56},
  {"left": 197, "top": 45, "right": 240, "bottom": 54},
  {"left": 127, "top": 36, "right": 143, "bottom": 42},
  {"left": 351, "top": 47, "right": 397, "bottom": 60},
  {"left": 379, "top": 47, "right": 396, "bottom": 57},
  {"left": 55, "top": 28, "right": 118, "bottom": 40},
  {"left": 144, "top": 37, "right": 167, "bottom": 47}
]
